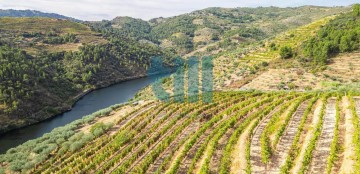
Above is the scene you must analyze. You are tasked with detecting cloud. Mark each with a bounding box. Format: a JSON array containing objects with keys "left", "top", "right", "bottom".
[{"left": 0, "top": 0, "right": 357, "bottom": 21}]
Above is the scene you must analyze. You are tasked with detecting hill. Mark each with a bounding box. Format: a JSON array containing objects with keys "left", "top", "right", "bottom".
[
  {"left": 0, "top": 17, "right": 175, "bottom": 134},
  {"left": 91, "top": 6, "right": 350, "bottom": 55},
  {"left": 0, "top": 9, "right": 80, "bottom": 22},
  {"left": 239, "top": 7, "right": 360, "bottom": 91},
  {"left": 1, "top": 91, "right": 360, "bottom": 173},
  {"left": 0, "top": 6, "right": 351, "bottom": 135},
  {"left": 1, "top": 5, "right": 360, "bottom": 174},
  {"left": 134, "top": 6, "right": 359, "bottom": 99}
]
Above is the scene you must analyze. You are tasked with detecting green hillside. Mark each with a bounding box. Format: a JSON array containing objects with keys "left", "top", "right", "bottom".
[
  {"left": 91, "top": 6, "right": 349, "bottom": 55},
  {"left": 1, "top": 4, "right": 360, "bottom": 174},
  {"left": 2, "top": 91, "right": 360, "bottom": 173},
  {"left": 0, "top": 17, "right": 175, "bottom": 134},
  {"left": 0, "top": 9, "right": 80, "bottom": 21}
]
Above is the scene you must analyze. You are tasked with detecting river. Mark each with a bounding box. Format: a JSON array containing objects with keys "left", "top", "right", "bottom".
[{"left": 0, "top": 74, "right": 168, "bottom": 154}]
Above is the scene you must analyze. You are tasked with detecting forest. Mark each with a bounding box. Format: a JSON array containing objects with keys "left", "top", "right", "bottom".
[
  {"left": 0, "top": 23, "right": 175, "bottom": 134},
  {"left": 301, "top": 5, "right": 360, "bottom": 66}
]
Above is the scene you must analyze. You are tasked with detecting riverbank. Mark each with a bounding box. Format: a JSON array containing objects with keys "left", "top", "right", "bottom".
[
  {"left": 0, "top": 73, "right": 170, "bottom": 154},
  {"left": 0, "top": 73, "right": 154, "bottom": 136}
]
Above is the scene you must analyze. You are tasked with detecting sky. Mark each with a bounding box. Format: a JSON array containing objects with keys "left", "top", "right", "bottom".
[{"left": 0, "top": 0, "right": 358, "bottom": 21}]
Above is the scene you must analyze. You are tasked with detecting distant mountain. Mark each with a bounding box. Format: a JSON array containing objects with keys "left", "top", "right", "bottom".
[
  {"left": 0, "top": 9, "right": 81, "bottom": 22},
  {"left": 91, "top": 6, "right": 350, "bottom": 56}
]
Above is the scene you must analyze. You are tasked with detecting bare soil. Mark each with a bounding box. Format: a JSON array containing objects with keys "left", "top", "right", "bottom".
[
  {"left": 339, "top": 96, "right": 355, "bottom": 174},
  {"left": 308, "top": 98, "right": 336, "bottom": 173},
  {"left": 292, "top": 100, "right": 322, "bottom": 173}
]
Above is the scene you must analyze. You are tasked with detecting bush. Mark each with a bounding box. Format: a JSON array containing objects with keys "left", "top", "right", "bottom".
[
  {"left": 354, "top": 4, "right": 360, "bottom": 16},
  {"left": 280, "top": 46, "right": 293, "bottom": 59},
  {"left": 9, "top": 159, "right": 25, "bottom": 172},
  {"left": 90, "top": 122, "right": 113, "bottom": 137},
  {"left": 270, "top": 43, "right": 277, "bottom": 51},
  {"left": 69, "top": 141, "right": 85, "bottom": 152}
]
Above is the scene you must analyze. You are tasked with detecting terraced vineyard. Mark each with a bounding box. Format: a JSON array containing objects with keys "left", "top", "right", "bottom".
[
  {"left": 212, "top": 16, "right": 334, "bottom": 89},
  {"left": 3, "top": 91, "right": 351, "bottom": 174}
]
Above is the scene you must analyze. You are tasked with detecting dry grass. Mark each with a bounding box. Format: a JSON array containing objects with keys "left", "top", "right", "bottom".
[
  {"left": 79, "top": 101, "right": 150, "bottom": 134},
  {"left": 339, "top": 97, "right": 356, "bottom": 174},
  {"left": 0, "top": 17, "right": 107, "bottom": 53}
]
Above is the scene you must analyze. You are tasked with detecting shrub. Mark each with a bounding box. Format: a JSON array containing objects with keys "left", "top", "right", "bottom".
[
  {"left": 280, "top": 46, "right": 293, "bottom": 59},
  {"left": 0, "top": 167, "right": 5, "bottom": 174},
  {"left": 69, "top": 141, "right": 85, "bottom": 152},
  {"left": 354, "top": 4, "right": 360, "bottom": 16}
]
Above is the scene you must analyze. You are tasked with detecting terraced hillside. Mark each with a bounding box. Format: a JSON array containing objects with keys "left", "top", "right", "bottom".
[
  {"left": 133, "top": 16, "right": 338, "bottom": 100},
  {"left": 2, "top": 91, "right": 360, "bottom": 173},
  {"left": 215, "top": 16, "right": 334, "bottom": 89}
]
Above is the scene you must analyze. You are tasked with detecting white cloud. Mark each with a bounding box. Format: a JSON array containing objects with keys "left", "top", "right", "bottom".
[{"left": 0, "top": 0, "right": 357, "bottom": 21}]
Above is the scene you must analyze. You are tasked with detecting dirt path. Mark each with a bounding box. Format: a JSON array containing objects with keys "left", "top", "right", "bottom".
[
  {"left": 339, "top": 96, "right": 355, "bottom": 174},
  {"left": 177, "top": 97, "right": 266, "bottom": 173},
  {"left": 51, "top": 103, "right": 160, "bottom": 169},
  {"left": 106, "top": 107, "right": 192, "bottom": 174},
  {"left": 269, "top": 101, "right": 309, "bottom": 173},
  {"left": 95, "top": 106, "right": 176, "bottom": 173},
  {"left": 231, "top": 120, "right": 257, "bottom": 174},
  {"left": 126, "top": 115, "right": 197, "bottom": 173},
  {"left": 292, "top": 100, "right": 322, "bottom": 173},
  {"left": 208, "top": 126, "right": 239, "bottom": 173},
  {"left": 146, "top": 120, "right": 200, "bottom": 173},
  {"left": 308, "top": 98, "right": 336, "bottom": 173},
  {"left": 164, "top": 96, "right": 257, "bottom": 174},
  {"left": 177, "top": 118, "right": 224, "bottom": 174},
  {"left": 249, "top": 105, "right": 278, "bottom": 174}
]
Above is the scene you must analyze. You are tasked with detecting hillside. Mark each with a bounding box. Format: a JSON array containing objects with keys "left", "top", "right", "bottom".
[
  {"left": 0, "top": 9, "right": 80, "bottom": 22},
  {"left": 91, "top": 6, "right": 350, "bottom": 56},
  {"left": 1, "top": 91, "right": 360, "bottom": 173},
  {"left": 240, "top": 7, "right": 360, "bottom": 91},
  {"left": 0, "top": 6, "right": 351, "bottom": 135},
  {"left": 132, "top": 15, "right": 338, "bottom": 100},
  {"left": 0, "top": 17, "right": 175, "bottom": 134},
  {"left": 1, "top": 4, "right": 360, "bottom": 174},
  {"left": 133, "top": 6, "right": 359, "bottom": 100}
]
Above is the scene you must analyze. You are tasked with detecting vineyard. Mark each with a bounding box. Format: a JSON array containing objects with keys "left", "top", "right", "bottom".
[{"left": 0, "top": 91, "right": 355, "bottom": 173}]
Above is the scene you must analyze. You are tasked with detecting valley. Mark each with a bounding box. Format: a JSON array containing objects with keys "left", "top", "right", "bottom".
[{"left": 0, "top": 2, "right": 359, "bottom": 174}]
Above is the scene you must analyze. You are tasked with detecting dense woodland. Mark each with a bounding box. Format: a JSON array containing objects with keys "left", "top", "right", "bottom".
[
  {"left": 0, "top": 23, "right": 175, "bottom": 133},
  {"left": 301, "top": 5, "right": 360, "bottom": 66}
]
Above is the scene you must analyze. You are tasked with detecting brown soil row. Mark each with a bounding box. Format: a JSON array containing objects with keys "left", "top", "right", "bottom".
[
  {"left": 308, "top": 98, "right": 336, "bottom": 173},
  {"left": 269, "top": 101, "right": 309, "bottom": 173}
]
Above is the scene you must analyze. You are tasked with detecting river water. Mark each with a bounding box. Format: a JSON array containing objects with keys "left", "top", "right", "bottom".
[{"left": 0, "top": 74, "right": 167, "bottom": 154}]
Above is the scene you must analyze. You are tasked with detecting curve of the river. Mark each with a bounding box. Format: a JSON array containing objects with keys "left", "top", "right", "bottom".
[{"left": 0, "top": 74, "right": 168, "bottom": 154}]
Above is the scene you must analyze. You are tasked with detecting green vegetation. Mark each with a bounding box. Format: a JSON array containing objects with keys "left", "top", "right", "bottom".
[
  {"left": 0, "top": 9, "right": 80, "bottom": 21},
  {"left": 299, "top": 95, "right": 328, "bottom": 174},
  {"left": 0, "top": 17, "right": 175, "bottom": 134},
  {"left": 280, "top": 97, "right": 318, "bottom": 173},
  {"left": 0, "top": 91, "right": 356, "bottom": 173},
  {"left": 302, "top": 6, "right": 360, "bottom": 66},
  {"left": 91, "top": 6, "right": 348, "bottom": 56},
  {"left": 1, "top": 5, "right": 360, "bottom": 174},
  {"left": 0, "top": 103, "right": 127, "bottom": 172},
  {"left": 280, "top": 46, "right": 294, "bottom": 59},
  {"left": 326, "top": 97, "right": 340, "bottom": 174},
  {"left": 353, "top": 4, "right": 360, "bottom": 16}
]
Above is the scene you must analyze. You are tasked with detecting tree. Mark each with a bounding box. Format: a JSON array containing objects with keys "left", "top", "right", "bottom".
[
  {"left": 279, "top": 46, "right": 293, "bottom": 59},
  {"left": 353, "top": 4, "right": 360, "bottom": 16},
  {"left": 269, "top": 43, "right": 277, "bottom": 51}
]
